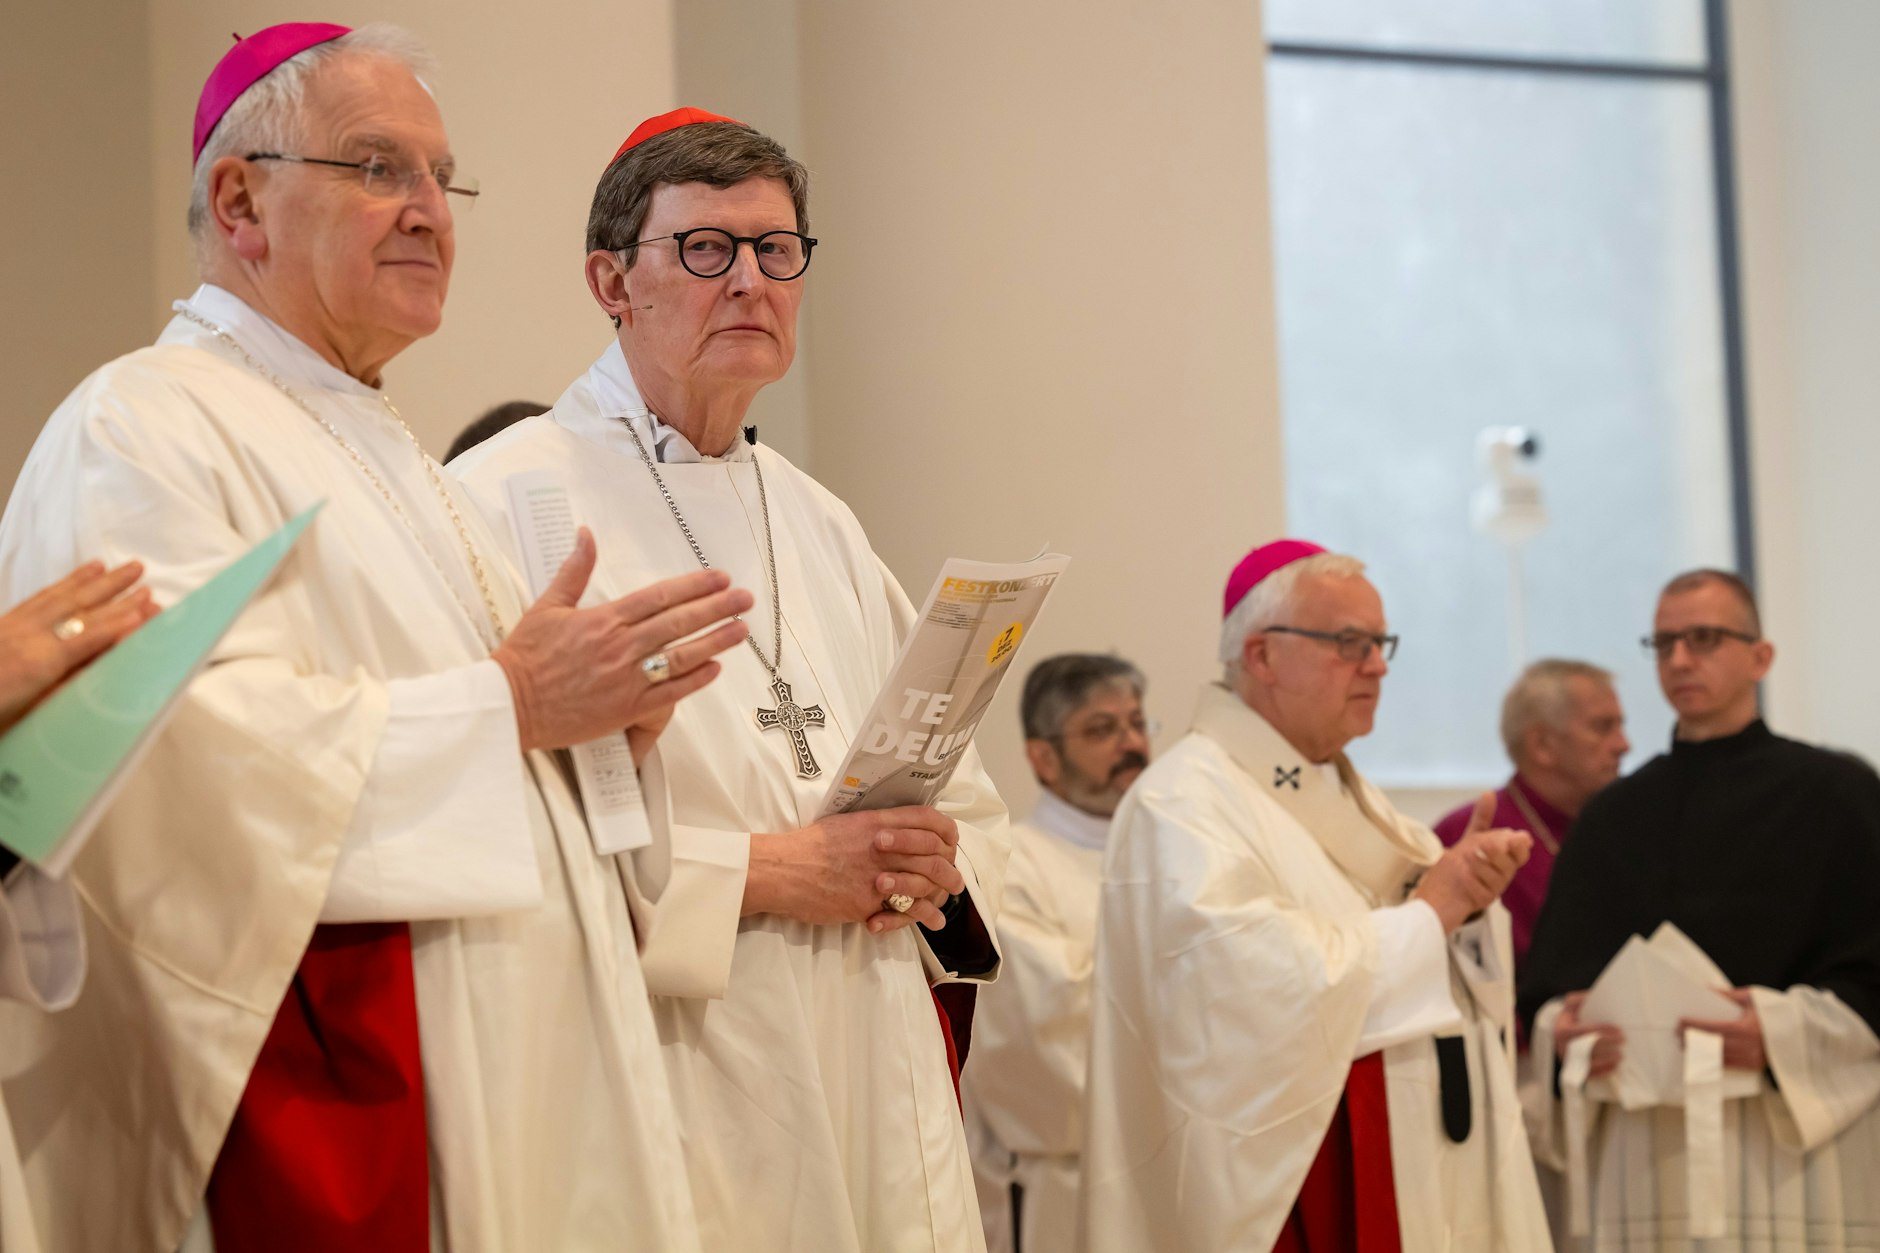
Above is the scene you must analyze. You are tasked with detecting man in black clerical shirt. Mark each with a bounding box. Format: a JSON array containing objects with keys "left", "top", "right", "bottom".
[{"left": 1518, "top": 568, "right": 1880, "bottom": 1245}]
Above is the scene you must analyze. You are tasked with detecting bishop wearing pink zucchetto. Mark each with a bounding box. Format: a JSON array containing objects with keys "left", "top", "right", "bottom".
[
  {"left": 1075, "top": 540, "right": 1554, "bottom": 1253},
  {"left": 0, "top": 24, "right": 756, "bottom": 1253}
]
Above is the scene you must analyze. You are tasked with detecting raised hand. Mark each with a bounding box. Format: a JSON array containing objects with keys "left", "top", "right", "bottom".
[
  {"left": 745, "top": 806, "right": 966, "bottom": 934},
  {"left": 0, "top": 560, "right": 158, "bottom": 734},
  {"left": 493, "top": 528, "right": 753, "bottom": 754},
  {"left": 1412, "top": 792, "right": 1533, "bottom": 932}
]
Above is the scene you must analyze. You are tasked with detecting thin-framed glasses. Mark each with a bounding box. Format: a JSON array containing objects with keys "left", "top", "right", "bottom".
[
  {"left": 245, "top": 152, "right": 481, "bottom": 206},
  {"left": 1641, "top": 625, "right": 1758, "bottom": 660},
  {"left": 1058, "top": 716, "right": 1161, "bottom": 747},
  {"left": 1263, "top": 625, "right": 1399, "bottom": 663},
  {"left": 621, "top": 227, "right": 817, "bottom": 280}
]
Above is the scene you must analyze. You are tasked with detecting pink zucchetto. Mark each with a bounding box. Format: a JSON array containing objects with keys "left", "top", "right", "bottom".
[
  {"left": 608, "top": 106, "right": 745, "bottom": 167},
  {"left": 1223, "top": 539, "right": 1327, "bottom": 618},
  {"left": 193, "top": 22, "right": 351, "bottom": 163}
]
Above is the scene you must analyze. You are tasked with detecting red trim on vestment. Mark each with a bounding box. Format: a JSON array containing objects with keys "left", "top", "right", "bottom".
[
  {"left": 207, "top": 922, "right": 430, "bottom": 1251},
  {"left": 933, "top": 989, "right": 963, "bottom": 1106},
  {"left": 1272, "top": 1052, "right": 1402, "bottom": 1253}
]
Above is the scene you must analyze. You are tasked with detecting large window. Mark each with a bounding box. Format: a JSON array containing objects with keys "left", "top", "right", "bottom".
[{"left": 1264, "top": 0, "right": 1749, "bottom": 784}]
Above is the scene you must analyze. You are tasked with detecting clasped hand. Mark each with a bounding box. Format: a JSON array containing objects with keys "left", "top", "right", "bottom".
[
  {"left": 745, "top": 806, "right": 966, "bottom": 935},
  {"left": 1554, "top": 986, "right": 1765, "bottom": 1076}
]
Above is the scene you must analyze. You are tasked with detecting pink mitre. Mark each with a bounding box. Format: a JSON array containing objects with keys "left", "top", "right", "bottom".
[
  {"left": 1223, "top": 539, "right": 1326, "bottom": 617},
  {"left": 193, "top": 22, "right": 351, "bottom": 163}
]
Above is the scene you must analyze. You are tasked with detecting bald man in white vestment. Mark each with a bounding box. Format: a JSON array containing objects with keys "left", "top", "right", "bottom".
[
  {"left": 962, "top": 654, "right": 1150, "bottom": 1253},
  {"left": 1076, "top": 540, "right": 1551, "bottom": 1253},
  {"left": 0, "top": 25, "right": 745, "bottom": 1253},
  {"left": 452, "top": 108, "right": 1010, "bottom": 1253}
]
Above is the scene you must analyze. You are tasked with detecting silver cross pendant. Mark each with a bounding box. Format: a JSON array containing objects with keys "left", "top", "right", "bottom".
[{"left": 755, "top": 675, "right": 826, "bottom": 779}]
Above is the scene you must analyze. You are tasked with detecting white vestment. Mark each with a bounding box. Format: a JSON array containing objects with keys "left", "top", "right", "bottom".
[
  {"left": 962, "top": 790, "right": 1106, "bottom": 1253},
  {"left": 1077, "top": 685, "right": 1551, "bottom": 1253},
  {"left": 0, "top": 870, "right": 82, "bottom": 1253},
  {"left": 1528, "top": 988, "right": 1880, "bottom": 1251},
  {"left": 450, "top": 342, "right": 1011, "bottom": 1253},
  {"left": 0, "top": 287, "right": 698, "bottom": 1253}
]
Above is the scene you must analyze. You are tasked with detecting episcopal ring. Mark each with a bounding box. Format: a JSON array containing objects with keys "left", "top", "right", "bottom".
[
  {"left": 885, "top": 893, "right": 916, "bottom": 914},
  {"left": 52, "top": 615, "right": 86, "bottom": 642},
  {"left": 640, "top": 651, "right": 672, "bottom": 684}
]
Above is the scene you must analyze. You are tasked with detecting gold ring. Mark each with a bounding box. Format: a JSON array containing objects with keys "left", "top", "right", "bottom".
[
  {"left": 52, "top": 615, "right": 86, "bottom": 642},
  {"left": 640, "top": 651, "right": 672, "bottom": 684},
  {"left": 885, "top": 894, "right": 915, "bottom": 914}
]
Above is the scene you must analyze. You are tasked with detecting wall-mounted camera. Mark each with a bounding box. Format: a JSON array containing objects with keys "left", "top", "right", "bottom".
[{"left": 1470, "top": 426, "right": 1547, "bottom": 546}]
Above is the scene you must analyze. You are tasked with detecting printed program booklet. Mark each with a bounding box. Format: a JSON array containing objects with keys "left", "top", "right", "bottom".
[{"left": 819, "top": 553, "right": 1070, "bottom": 817}]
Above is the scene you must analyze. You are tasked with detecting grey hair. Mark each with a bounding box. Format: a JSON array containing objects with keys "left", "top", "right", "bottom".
[
  {"left": 187, "top": 24, "right": 436, "bottom": 242},
  {"left": 1219, "top": 551, "right": 1367, "bottom": 675},
  {"left": 1499, "top": 658, "right": 1615, "bottom": 763},
  {"left": 1020, "top": 654, "right": 1147, "bottom": 742}
]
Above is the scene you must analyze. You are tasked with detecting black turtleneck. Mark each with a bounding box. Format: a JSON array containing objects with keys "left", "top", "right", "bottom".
[{"left": 1518, "top": 719, "right": 1880, "bottom": 1036}]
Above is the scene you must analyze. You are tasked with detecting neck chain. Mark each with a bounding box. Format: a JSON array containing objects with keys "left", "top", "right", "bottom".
[
  {"left": 1507, "top": 782, "right": 1560, "bottom": 856},
  {"left": 175, "top": 303, "right": 505, "bottom": 647},
  {"left": 617, "top": 413, "right": 826, "bottom": 779}
]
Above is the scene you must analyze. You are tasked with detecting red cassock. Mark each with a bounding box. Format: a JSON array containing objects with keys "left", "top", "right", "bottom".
[
  {"left": 1272, "top": 1053, "right": 1403, "bottom": 1253},
  {"left": 206, "top": 923, "right": 429, "bottom": 1251}
]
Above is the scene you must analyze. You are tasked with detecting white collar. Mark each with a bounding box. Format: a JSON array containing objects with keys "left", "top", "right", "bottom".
[
  {"left": 170, "top": 285, "right": 383, "bottom": 401},
  {"left": 1028, "top": 787, "right": 1112, "bottom": 852},
  {"left": 564, "top": 340, "right": 753, "bottom": 465}
]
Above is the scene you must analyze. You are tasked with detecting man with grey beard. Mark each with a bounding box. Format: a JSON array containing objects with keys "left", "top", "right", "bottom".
[{"left": 963, "top": 654, "right": 1151, "bottom": 1253}]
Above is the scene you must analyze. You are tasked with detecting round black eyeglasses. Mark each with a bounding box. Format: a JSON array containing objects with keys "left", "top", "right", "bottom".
[{"left": 620, "top": 227, "right": 817, "bottom": 281}]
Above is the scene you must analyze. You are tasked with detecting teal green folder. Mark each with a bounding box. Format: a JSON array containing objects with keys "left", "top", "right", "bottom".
[{"left": 0, "top": 504, "right": 323, "bottom": 874}]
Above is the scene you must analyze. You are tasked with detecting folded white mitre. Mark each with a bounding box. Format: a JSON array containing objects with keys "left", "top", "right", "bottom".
[{"left": 1577, "top": 921, "right": 1763, "bottom": 1108}]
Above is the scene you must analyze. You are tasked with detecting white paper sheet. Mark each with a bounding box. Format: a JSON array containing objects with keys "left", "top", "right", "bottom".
[{"left": 503, "top": 471, "right": 651, "bottom": 854}]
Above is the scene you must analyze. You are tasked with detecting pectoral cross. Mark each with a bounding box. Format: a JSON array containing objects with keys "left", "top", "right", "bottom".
[{"left": 755, "top": 674, "right": 826, "bottom": 779}]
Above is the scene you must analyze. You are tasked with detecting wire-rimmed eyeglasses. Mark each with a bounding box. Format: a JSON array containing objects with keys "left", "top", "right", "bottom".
[
  {"left": 1262, "top": 626, "right": 1399, "bottom": 663},
  {"left": 245, "top": 152, "right": 480, "bottom": 206},
  {"left": 1056, "top": 716, "right": 1161, "bottom": 748},
  {"left": 1641, "top": 625, "right": 1758, "bottom": 660}
]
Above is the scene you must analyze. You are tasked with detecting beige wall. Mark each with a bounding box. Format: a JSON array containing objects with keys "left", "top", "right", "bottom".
[
  {"left": 1, "top": 0, "right": 156, "bottom": 498},
  {"left": 793, "top": 0, "right": 1286, "bottom": 812},
  {"left": 1732, "top": 0, "right": 1880, "bottom": 762},
  {"left": 673, "top": 0, "right": 812, "bottom": 468}
]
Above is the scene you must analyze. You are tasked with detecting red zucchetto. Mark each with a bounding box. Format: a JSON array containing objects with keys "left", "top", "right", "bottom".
[{"left": 608, "top": 106, "right": 746, "bottom": 167}]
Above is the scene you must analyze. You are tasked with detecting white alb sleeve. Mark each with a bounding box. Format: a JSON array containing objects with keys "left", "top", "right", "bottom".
[
  {"left": 0, "top": 867, "right": 85, "bottom": 1010},
  {"left": 1355, "top": 899, "right": 1465, "bottom": 1056},
  {"left": 319, "top": 659, "right": 542, "bottom": 923}
]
